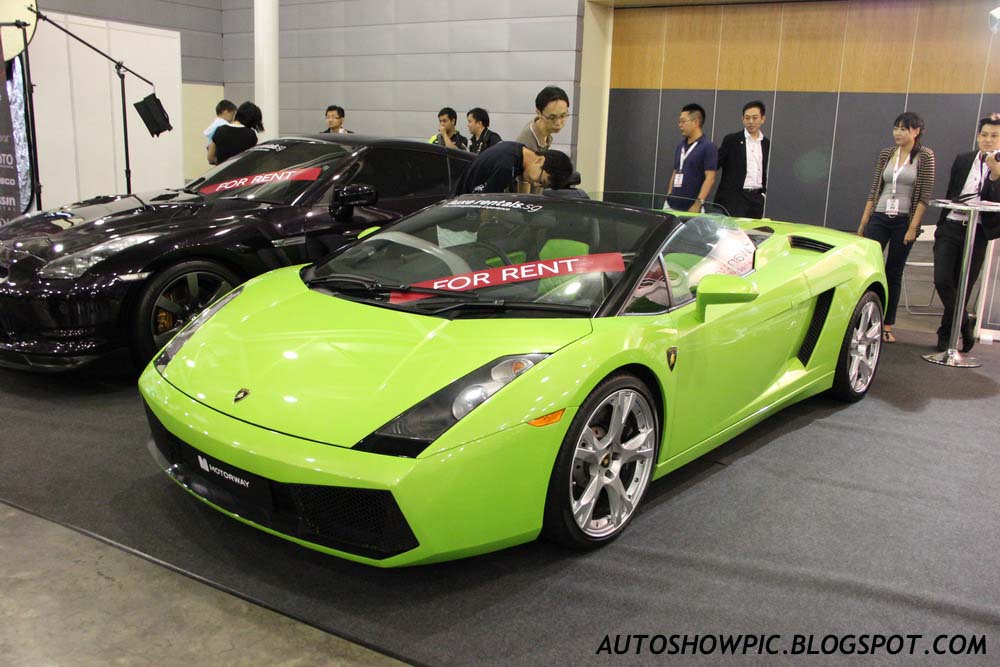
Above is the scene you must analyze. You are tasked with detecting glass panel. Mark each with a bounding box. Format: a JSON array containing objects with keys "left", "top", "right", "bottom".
[
  {"left": 661, "top": 215, "right": 757, "bottom": 305},
  {"left": 623, "top": 256, "right": 671, "bottom": 314},
  {"left": 191, "top": 140, "right": 348, "bottom": 204}
]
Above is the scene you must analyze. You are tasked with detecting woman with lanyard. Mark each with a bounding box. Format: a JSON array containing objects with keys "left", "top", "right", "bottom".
[{"left": 857, "top": 112, "right": 936, "bottom": 343}]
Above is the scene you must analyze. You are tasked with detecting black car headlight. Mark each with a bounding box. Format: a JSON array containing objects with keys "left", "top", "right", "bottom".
[
  {"left": 38, "top": 234, "right": 159, "bottom": 280},
  {"left": 153, "top": 286, "right": 243, "bottom": 374},
  {"left": 355, "top": 354, "right": 548, "bottom": 458}
]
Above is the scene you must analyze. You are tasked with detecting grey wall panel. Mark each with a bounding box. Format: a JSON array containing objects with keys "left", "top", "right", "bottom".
[
  {"left": 826, "top": 93, "right": 906, "bottom": 232},
  {"left": 182, "top": 57, "right": 223, "bottom": 84},
  {"left": 906, "top": 93, "right": 982, "bottom": 219},
  {"left": 603, "top": 89, "right": 660, "bottom": 194},
  {"left": 653, "top": 90, "right": 717, "bottom": 196},
  {"left": 763, "top": 91, "right": 836, "bottom": 226},
  {"left": 220, "top": 3, "right": 583, "bottom": 144},
  {"left": 40, "top": 0, "right": 222, "bottom": 83}
]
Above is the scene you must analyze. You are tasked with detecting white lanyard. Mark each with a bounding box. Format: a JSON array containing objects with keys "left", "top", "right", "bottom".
[
  {"left": 890, "top": 150, "right": 910, "bottom": 195},
  {"left": 678, "top": 140, "right": 699, "bottom": 173}
]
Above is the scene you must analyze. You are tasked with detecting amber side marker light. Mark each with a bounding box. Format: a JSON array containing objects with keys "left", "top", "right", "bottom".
[{"left": 528, "top": 409, "right": 565, "bottom": 427}]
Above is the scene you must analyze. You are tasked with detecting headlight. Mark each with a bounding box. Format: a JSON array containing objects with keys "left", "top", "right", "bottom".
[
  {"left": 38, "top": 234, "right": 159, "bottom": 279},
  {"left": 355, "top": 354, "right": 547, "bottom": 458},
  {"left": 153, "top": 286, "right": 243, "bottom": 374}
]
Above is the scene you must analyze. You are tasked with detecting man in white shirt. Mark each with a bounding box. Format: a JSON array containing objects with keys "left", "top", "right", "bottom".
[
  {"left": 933, "top": 114, "right": 1000, "bottom": 352},
  {"left": 714, "top": 100, "right": 770, "bottom": 218},
  {"left": 203, "top": 100, "right": 236, "bottom": 163}
]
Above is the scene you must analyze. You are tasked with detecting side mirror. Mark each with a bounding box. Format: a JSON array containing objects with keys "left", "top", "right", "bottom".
[
  {"left": 695, "top": 274, "right": 758, "bottom": 321},
  {"left": 330, "top": 183, "right": 378, "bottom": 222}
]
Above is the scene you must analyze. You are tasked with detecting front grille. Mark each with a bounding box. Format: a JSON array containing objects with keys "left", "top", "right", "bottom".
[
  {"left": 145, "top": 404, "right": 419, "bottom": 559},
  {"left": 277, "top": 485, "right": 418, "bottom": 558}
]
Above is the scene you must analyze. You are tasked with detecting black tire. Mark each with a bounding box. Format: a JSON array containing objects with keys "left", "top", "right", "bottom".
[
  {"left": 130, "top": 260, "right": 242, "bottom": 367},
  {"left": 542, "top": 372, "right": 659, "bottom": 550},
  {"left": 830, "top": 290, "right": 883, "bottom": 402}
]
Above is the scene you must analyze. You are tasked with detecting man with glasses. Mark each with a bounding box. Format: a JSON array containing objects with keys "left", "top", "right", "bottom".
[
  {"left": 516, "top": 86, "right": 569, "bottom": 154},
  {"left": 515, "top": 86, "right": 570, "bottom": 193},
  {"left": 666, "top": 103, "right": 718, "bottom": 213}
]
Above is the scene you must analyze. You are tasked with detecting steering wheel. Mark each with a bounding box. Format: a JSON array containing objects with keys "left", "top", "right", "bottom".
[{"left": 468, "top": 240, "right": 513, "bottom": 267}]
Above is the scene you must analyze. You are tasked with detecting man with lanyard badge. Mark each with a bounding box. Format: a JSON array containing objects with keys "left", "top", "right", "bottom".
[{"left": 666, "top": 103, "right": 718, "bottom": 212}]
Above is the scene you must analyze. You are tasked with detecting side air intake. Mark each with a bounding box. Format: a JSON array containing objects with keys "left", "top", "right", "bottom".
[
  {"left": 798, "top": 289, "right": 835, "bottom": 366},
  {"left": 789, "top": 236, "right": 835, "bottom": 253}
]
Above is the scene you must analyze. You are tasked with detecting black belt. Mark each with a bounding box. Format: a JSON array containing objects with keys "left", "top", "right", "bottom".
[{"left": 743, "top": 188, "right": 764, "bottom": 193}]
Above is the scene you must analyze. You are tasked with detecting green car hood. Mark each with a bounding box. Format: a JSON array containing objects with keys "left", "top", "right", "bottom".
[{"left": 160, "top": 267, "right": 592, "bottom": 448}]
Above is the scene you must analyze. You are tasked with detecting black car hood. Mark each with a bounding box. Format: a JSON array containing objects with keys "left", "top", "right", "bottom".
[{"left": 0, "top": 190, "right": 271, "bottom": 261}]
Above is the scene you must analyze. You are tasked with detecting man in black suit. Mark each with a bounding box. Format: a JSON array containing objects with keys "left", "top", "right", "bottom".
[
  {"left": 933, "top": 114, "right": 1000, "bottom": 352},
  {"left": 714, "top": 100, "right": 770, "bottom": 218}
]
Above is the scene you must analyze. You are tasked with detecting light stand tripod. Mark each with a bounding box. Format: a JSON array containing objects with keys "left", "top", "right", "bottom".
[{"left": 27, "top": 6, "right": 154, "bottom": 194}]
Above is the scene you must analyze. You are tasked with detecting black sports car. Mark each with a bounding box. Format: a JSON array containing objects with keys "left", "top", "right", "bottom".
[{"left": 0, "top": 136, "right": 472, "bottom": 371}]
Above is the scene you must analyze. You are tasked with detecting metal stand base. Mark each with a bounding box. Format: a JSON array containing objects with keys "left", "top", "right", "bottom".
[{"left": 921, "top": 349, "right": 981, "bottom": 368}]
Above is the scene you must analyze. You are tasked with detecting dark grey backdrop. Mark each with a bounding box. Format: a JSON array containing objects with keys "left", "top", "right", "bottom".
[{"left": 606, "top": 89, "right": 1000, "bottom": 231}]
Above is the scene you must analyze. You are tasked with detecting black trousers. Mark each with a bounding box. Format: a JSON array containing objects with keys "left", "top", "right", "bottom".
[
  {"left": 863, "top": 212, "right": 913, "bottom": 326},
  {"left": 715, "top": 189, "right": 765, "bottom": 218},
  {"left": 933, "top": 219, "right": 987, "bottom": 338}
]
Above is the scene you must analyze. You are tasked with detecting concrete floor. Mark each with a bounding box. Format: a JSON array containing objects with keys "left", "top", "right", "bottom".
[{"left": 0, "top": 504, "right": 405, "bottom": 667}]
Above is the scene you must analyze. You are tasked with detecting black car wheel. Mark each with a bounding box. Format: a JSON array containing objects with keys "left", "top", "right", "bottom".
[
  {"left": 542, "top": 373, "right": 659, "bottom": 549},
  {"left": 830, "top": 290, "right": 883, "bottom": 402},
  {"left": 131, "top": 260, "right": 242, "bottom": 366}
]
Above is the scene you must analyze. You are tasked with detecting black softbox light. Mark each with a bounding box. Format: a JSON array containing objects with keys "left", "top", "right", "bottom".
[{"left": 133, "top": 93, "right": 172, "bottom": 137}]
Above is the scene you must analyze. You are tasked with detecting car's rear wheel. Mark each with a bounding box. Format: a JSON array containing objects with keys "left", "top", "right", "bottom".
[
  {"left": 131, "top": 260, "right": 241, "bottom": 367},
  {"left": 543, "top": 373, "right": 659, "bottom": 549},
  {"left": 830, "top": 290, "right": 883, "bottom": 402}
]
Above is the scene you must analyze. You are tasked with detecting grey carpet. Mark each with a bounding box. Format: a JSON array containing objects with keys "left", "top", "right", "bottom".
[{"left": 1, "top": 332, "right": 998, "bottom": 666}]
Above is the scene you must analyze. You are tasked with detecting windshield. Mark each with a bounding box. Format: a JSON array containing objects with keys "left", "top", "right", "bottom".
[
  {"left": 309, "top": 195, "right": 666, "bottom": 317},
  {"left": 188, "top": 140, "right": 351, "bottom": 204},
  {"left": 585, "top": 191, "right": 730, "bottom": 217}
]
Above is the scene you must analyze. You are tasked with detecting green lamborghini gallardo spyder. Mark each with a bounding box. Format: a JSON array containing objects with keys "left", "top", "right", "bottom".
[{"left": 139, "top": 192, "right": 888, "bottom": 567}]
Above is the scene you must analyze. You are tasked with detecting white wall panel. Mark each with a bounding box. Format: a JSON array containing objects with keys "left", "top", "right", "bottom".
[{"left": 33, "top": 12, "right": 184, "bottom": 208}]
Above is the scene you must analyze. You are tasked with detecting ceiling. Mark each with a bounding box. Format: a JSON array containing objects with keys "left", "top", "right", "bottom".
[{"left": 589, "top": 0, "right": 820, "bottom": 7}]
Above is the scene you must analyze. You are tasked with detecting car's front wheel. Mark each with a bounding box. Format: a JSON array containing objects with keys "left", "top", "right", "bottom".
[
  {"left": 131, "top": 260, "right": 241, "bottom": 367},
  {"left": 830, "top": 290, "right": 883, "bottom": 401},
  {"left": 543, "top": 373, "right": 659, "bottom": 549}
]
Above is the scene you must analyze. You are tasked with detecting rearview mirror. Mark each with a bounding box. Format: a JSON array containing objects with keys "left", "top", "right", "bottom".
[
  {"left": 330, "top": 183, "right": 378, "bottom": 222},
  {"left": 695, "top": 274, "right": 758, "bottom": 321}
]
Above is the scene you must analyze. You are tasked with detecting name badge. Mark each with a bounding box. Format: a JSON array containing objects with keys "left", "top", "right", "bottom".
[
  {"left": 885, "top": 198, "right": 900, "bottom": 216},
  {"left": 673, "top": 173, "right": 684, "bottom": 188}
]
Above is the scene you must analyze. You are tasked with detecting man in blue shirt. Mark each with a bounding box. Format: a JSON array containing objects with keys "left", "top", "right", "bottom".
[{"left": 666, "top": 103, "right": 718, "bottom": 212}]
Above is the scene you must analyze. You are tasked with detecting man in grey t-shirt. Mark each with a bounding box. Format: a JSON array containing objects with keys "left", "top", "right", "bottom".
[{"left": 515, "top": 86, "right": 570, "bottom": 191}]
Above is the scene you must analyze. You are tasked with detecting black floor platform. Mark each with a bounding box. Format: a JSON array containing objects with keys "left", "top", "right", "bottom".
[{"left": 2, "top": 333, "right": 999, "bottom": 666}]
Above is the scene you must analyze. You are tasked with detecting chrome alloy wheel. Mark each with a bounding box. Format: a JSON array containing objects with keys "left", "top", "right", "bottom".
[
  {"left": 848, "top": 299, "right": 882, "bottom": 394},
  {"left": 150, "top": 271, "right": 234, "bottom": 348},
  {"left": 570, "top": 389, "right": 656, "bottom": 538}
]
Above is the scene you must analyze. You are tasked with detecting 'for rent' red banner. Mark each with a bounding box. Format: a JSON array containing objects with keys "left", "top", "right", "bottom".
[
  {"left": 199, "top": 167, "right": 322, "bottom": 194},
  {"left": 390, "top": 253, "right": 625, "bottom": 303}
]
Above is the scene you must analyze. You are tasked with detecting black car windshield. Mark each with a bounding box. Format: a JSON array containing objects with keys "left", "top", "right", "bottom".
[
  {"left": 309, "top": 195, "right": 664, "bottom": 316},
  {"left": 189, "top": 140, "right": 351, "bottom": 204}
]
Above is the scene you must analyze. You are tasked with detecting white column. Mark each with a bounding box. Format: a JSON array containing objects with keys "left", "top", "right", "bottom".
[{"left": 254, "top": 0, "right": 279, "bottom": 142}]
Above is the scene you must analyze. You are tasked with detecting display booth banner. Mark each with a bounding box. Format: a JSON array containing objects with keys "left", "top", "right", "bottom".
[{"left": 0, "top": 35, "right": 22, "bottom": 223}]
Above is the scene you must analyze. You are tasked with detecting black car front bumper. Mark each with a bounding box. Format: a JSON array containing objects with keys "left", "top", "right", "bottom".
[{"left": 0, "top": 274, "right": 132, "bottom": 371}]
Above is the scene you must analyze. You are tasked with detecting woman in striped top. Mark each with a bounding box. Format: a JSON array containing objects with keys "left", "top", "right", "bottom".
[{"left": 856, "top": 112, "right": 936, "bottom": 343}]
